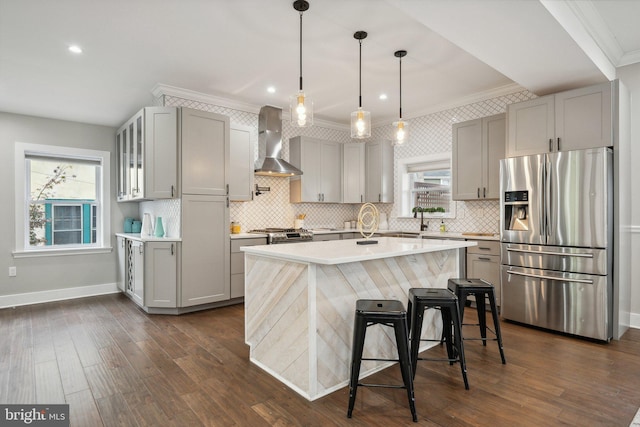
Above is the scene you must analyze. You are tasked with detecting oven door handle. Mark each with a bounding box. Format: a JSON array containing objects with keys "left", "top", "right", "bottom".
[
  {"left": 506, "top": 269, "right": 594, "bottom": 284},
  {"left": 506, "top": 248, "right": 593, "bottom": 258}
]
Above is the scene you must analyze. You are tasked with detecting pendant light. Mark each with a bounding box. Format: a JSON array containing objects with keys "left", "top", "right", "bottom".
[
  {"left": 351, "top": 31, "right": 371, "bottom": 139},
  {"left": 393, "top": 50, "right": 408, "bottom": 145},
  {"left": 290, "top": 0, "right": 313, "bottom": 128}
]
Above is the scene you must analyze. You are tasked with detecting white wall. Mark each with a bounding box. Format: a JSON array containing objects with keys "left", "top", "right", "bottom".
[
  {"left": 0, "top": 112, "right": 137, "bottom": 306},
  {"left": 616, "top": 63, "right": 640, "bottom": 328}
]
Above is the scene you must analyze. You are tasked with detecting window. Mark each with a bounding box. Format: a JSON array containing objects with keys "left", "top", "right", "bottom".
[
  {"left": 398, "top": 153, "right": 456, "bottom": 218},
  {"left": 14, "top": 143, "right": 111, "bottom": 256}
]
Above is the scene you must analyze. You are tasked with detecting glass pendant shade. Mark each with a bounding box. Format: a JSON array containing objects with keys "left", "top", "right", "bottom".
[
  {"left": 290, "top": 90, "right": 313, "bottom": 127},
  {"left": 392, "top": 49, "right": 408, "bottom": 145},
  {"left": 290, "top": 0, "right": 312, "bottom": 128},
  {"left": 393, "top": 119, "right": 408, "bottom": 145},
  {"left": 351, "top": 108, "right": 371, "bottom": 139}
]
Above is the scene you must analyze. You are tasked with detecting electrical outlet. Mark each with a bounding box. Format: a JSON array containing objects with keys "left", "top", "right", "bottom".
[{"left": 9, "top": 267, "right": 16, "bottom": 277}]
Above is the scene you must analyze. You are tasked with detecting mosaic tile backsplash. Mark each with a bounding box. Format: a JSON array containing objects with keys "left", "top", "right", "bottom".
[{"left": 142, "top": 90, "right": 535, "bottom": 234}]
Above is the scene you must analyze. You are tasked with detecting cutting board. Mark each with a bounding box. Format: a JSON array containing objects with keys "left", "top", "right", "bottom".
[{"left": 462, "top": 232, "right": 495, "bottom": 236}]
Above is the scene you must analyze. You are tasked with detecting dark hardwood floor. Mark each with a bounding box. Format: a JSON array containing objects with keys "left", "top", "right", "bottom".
[{"left": 1, "top": 293, "right": 639, "bottom": 426}]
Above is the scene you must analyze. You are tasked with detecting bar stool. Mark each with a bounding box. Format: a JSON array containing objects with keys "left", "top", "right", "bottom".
[
  {"left": 347, "top": 299, "right": 417, "bottom": 423},
  {"left": 447, "top": 278, "right": 506, "bottom": 364},
  {"left": 407, "top": 288, "right": 469, "bottom": 390}
]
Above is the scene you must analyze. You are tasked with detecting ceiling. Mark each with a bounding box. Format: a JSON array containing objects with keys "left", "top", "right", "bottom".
[{"left": 1, "top": 0, "right": 638, "bottom": 129}]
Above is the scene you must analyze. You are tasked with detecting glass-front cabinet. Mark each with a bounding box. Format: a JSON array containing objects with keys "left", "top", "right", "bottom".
[{"left": 116, "top": 107, "right": 178, "bottom": 201}]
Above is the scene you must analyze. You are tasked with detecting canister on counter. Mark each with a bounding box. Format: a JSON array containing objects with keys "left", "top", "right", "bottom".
[{"left": 231, "top": 221, "right": 241, "bottom": 234}]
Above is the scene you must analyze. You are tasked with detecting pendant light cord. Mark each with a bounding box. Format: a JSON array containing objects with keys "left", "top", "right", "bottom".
[
  {"left": 399, "top": 54, "right": 402, "bottom": 119},
  {"left": 358, "top": 39, "right": 363, "bottom": 108},
  {"left": 299, "top": 10, "right": 303, "bottom": 91}
]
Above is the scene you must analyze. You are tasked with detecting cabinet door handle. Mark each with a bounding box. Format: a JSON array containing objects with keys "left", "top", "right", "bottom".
[
  {"left": 549, "top": 138, "right": 553, "bottom": 152},
  {"left": 226, "top": 197, "right": 229, "bottom": 208},
  {"left": 360, "top": 195, "right": 363, "bottom": 203},
  {"left": 226, "top": 184, "right": 229, "bottom": 195},
  {"left": 478, "top": 247, "right": 492, "bottom": 250},
  {"left": 483, "top": 187, "right": 486, "bottom": 198},
  {"left": 477, "top": 188, "right": 480, "bottom": 198},
  {"left": 478, "top": 257, "right": 492, "bottom": 261},
  {"left": 139, "top": 245, "right": 143, "bottom": 255},
  {"left": 170, "top": 244, "right": 174, "bottom": 255},
  {"left": 378, "top": 194, "right": 381, "bottom": 202},
  {"left": 557, "top": 137, "right": 560, "bottom": 151},
  {"left": 171, "top": 185, "right": 175, "bottom": 197}
]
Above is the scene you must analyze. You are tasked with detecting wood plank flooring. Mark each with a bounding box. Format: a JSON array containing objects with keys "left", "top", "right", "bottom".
[{"left": 1, "top": 293, "right": 639, "bottom": 426}]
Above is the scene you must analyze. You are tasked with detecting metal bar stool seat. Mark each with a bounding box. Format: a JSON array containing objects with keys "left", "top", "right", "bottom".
[
  {"left": 447, "top": 278, "right": 506, "bottom": 364},
  {"left": 407, "top": 288, "right": 469, "bottom": 390},
  {"left": 347, "top": 299, "right": 417, "bottom": 422}
]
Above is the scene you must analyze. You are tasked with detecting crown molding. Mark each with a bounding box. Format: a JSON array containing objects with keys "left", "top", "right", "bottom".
[
  {"left": 151, "top": 83, "right": 262, "bottom": 114},
  {"left": 371, "top": 82, "right": 525, "bottom": 127}
]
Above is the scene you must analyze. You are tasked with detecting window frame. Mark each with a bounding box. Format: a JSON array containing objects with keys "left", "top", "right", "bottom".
[
  {"left": 397, "top": 153, "right": 457, "bottom": 219},
  {"left": 14, "top": 142, "right": 111, "bottom": 258}
]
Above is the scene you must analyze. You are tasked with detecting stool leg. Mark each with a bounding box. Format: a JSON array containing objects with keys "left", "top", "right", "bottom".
[
  {"left": 476, "top": 292, "right": 488, "bottom": 346},
  {"left": 441, "top": 308, "right": 454, "bottom": 365},
  {"left": 394, "top": 318, "right": 418, "bottom": 422},
  {"left": 347, "top": 314, "right": 367, "bottom": 418},
  {"left": 458, "top": 292, "right": 467, "bottom": 324},
  {"left": 488, "top": 290, "right": 506, "bottom": 364},
  {"left": 409, "top": 303, "right": 424, "bottom": 379},
  {"left": 451, "top": 304, "right": 470, "bottom": 390}
]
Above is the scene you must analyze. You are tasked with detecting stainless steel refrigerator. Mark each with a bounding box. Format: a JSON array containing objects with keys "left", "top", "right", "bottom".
[{"left": 500, "top": 147, "right": 613, "bottom": 341}]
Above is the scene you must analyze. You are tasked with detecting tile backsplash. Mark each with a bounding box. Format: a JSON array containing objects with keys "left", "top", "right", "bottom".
[{"left": 142, "top": 89, "right": 535, "bottom": 234}]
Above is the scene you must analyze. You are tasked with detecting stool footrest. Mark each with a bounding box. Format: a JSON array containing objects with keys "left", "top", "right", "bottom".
[
  {"left": 361, "top": 357, "right": 400, "bottom": 363},
  {"left": 358, "top": 383, "right": 407, "bottom": 390}
]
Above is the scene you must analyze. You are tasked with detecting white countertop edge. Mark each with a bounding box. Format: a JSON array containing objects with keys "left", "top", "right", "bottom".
[
  {"left": 115, "top": 233, "right": 182, "bottom": 242},
  {"left": 241, "top": 237, "right": 476, "bottom": 265},
  {"left": 230, "top": 233, "right": 268, "bottom": 239}
]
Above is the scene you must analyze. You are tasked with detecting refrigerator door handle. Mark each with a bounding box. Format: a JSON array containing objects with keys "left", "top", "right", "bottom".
[
  {"left": 545, "top": 158, "right": 551, "bottom": 240},
  {"left": 540, "top": 160, "right": 546, "bottom": 240},
  {"left": 506, "top": 269, "right": 594, "bottom": 284},
  {"left": 506, "top": 247, "right": 594, "bottom": 258}
]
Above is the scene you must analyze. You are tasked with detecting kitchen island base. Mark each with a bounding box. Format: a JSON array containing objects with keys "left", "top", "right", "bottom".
[{"left": 244, "top": 239, "right": 470, "bottom": 401}]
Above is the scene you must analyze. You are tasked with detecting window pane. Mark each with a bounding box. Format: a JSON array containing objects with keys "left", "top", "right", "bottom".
[{"left": 27, "top": 155, "right": 100, "bottom": 248}]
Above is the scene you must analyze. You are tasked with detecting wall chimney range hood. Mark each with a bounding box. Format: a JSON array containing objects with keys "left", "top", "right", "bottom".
[{"left": 254, "top": 105, "right": 303, "bottom": 176}]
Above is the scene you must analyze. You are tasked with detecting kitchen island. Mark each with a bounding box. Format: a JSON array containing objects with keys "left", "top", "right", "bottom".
[{"left": 242, "top": 236, "right": 475, "bottom": 400}]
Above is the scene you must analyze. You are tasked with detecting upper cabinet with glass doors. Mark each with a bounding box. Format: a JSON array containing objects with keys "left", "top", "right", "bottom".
[{"left": 116, "top": 107, "right": 178, "bottom": 201}]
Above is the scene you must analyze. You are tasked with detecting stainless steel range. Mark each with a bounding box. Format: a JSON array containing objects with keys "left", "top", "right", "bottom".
[{"left": 248, "top": 228, "right": 313, "bottom": 244}]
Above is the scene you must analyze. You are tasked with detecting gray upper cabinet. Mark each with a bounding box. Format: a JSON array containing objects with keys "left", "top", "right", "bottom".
[
  {"left": 452, "top": 113, "right": 505, "bottom": 200},
  {"left": 365, "top": 140, "right": 394, "bottom": 203},
  {"left": 229, "top": 124, "right": 254, "bottom": 201},
  {"left": 116, "top": 107, "right": 178, "bottom": 201},
  {"left": 289, "top": 136, "right": 342, "bottom": 203},
  {"left": 181, "top": 108, "right": 230, "bottom": 196},
  {"left": 507, "top": 81, "right": 614, "bottom": 157},
  {"left": 342, "top": 143, "right": 365, "bottom": 203}
]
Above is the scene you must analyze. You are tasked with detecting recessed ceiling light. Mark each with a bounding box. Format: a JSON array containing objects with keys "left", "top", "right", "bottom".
[
  {"left": 68, "top": 45, "right": 83, "bottom": 54},
  {"left": 267, "top": 86, "right": 276, "bottom": 94},
  {"left": 379, "top": 94, "right": 388, "bottom": 100}
]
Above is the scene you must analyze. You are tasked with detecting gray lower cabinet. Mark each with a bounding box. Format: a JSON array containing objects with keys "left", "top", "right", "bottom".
[
  {"left": 231, "top": 237, "right": 267, "bottom": 299},
  {"left": 145, "top": 241, "right": 178, "bottom": 308},
  {"left": 118, "top": 236, "right": 179, "bottom": 309},
  {"left": 116, "top": 236, "right": 126, "bottom": 292},
  {"left": 313, "top": 233, "right": 341, "bottom": 242},
  {"left": 465, "top": 240, "right": 501, "bottom": 306}
]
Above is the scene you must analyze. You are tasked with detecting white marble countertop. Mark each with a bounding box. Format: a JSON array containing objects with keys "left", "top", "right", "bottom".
[
  {"left": 309, "top": 228, "right": 499, "bottom": 241},
  {"left": 241, "top": 236, "right": 476, "bottom": 265},
  {"left": 115, "top": 233, "right": 181, "bottom": 242}
]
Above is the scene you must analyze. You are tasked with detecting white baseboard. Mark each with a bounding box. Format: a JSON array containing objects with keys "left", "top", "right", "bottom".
[
  {"left": 0, "top": 283, "right": 120, "bottom": 309},
  {"left": 630, "top": 312, "right": 640, "bottom": 330}
]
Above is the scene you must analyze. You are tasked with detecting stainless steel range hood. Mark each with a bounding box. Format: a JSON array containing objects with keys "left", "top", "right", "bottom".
[{"left": 254, "top": 105, "right": 302, "bottom": 176}]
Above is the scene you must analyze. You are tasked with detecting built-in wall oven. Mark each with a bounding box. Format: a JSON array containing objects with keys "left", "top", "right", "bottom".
[{"left": 248, "top": 228, "right": 313, "bottom": 244}]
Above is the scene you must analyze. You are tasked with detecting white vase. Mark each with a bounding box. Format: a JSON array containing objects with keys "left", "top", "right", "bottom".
[{"left": 141, "top": 213, "right": 154, "bottom": 237}]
